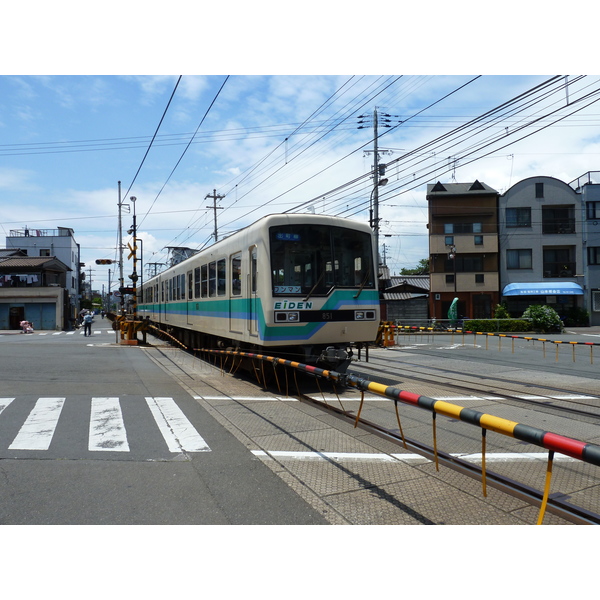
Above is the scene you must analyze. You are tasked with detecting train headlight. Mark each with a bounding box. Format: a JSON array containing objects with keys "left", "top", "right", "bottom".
[
  {"left": 355, "top": 310, "right": 376, "bottom": 320},
  {"left": 275, "top": 311, "right": 300, "bottom": 322}
]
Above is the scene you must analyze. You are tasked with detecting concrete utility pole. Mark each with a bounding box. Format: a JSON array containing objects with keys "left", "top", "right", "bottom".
[
  {"left": 205, "top": 189, "right": 225, "bottom": 242},
  {"left": 117, "top": 181, "right": 127, "bottom": 314}
]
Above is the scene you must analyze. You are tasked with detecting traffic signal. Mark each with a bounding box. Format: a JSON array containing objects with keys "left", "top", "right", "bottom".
[{"left": 95, "top": 259, "right": 115, "bottom": 265}]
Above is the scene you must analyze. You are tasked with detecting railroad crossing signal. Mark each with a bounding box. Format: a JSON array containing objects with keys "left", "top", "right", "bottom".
[
  {"left": 127, "top": 242, "right": 137, "bottom": 260},
  {"left": 95, "top": 259, "right": 115, "bottom": 265}
]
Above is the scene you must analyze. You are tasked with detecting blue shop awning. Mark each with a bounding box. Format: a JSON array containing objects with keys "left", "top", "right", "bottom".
[{"left": 503, "top": 282, "right": 584, "bottom": 296}]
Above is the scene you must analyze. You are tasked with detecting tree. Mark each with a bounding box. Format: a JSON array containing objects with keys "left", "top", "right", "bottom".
[{"left": 400, "top": 258, "right": 429, "bottom": 275}]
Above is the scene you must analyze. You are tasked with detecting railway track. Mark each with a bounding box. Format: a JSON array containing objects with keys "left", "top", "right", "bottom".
[
  {"left": 297, "top": 391, "right": 600, "bottom": 525},
  {"left": 151, "top": 336, "right": 600, "bottom": 524},
  {"left": 348, "top": 353, "right": 600, "bottom": 422}
]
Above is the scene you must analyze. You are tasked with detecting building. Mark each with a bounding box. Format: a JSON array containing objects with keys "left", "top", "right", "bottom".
[
  {"left": 427, "top": 180, "right": 500, "bottom": 321},
  {"left": 380, "top": 274, "right": 429, "bottom": 323},
  {"left": 4, "top": 227, "right": 81, "bottom": 325},
  {"left": 499, "top": 176, "right": 586, "bottom": 321},
  {"left": 0, "top": 255, "right": 71, "bottom": 330},
  {"left": 569, "top": 171, "right": 600, "bottom": 325}
]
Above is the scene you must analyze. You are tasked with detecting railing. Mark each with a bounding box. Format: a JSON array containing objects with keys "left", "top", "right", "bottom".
[
  {"left": 193, "top": 346, "right": 600, "bottom": 524},
  {"left": 8, "top": 228, "right": 71, "bottom": 237}
]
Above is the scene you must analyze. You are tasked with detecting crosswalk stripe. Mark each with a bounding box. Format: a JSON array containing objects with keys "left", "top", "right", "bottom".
[
  {"left": 0, "top": 398, "right": 15, "bottom": 414},
  {"left": 145, "top": 397, "right": 210, "bottom": 453},
  {"left": 89, "top": 397, "right": 130, "bottom": 452},
  {"left": 9, "top": 397, "right": 66, "bottom": 450}
]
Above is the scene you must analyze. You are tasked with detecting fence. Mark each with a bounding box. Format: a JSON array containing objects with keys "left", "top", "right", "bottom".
[{"left": 196, "top": 346, "right": 600, "bottom": 524}]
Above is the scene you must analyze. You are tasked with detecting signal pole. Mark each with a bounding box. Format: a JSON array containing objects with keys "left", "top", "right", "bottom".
[{"left": 205, "top": 189, "right": 225, "bottom": 242}]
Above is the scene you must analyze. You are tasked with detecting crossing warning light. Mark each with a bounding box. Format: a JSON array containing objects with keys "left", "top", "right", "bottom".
[{"left": 95, "top": 259, "right": 115, "bottom": 265}]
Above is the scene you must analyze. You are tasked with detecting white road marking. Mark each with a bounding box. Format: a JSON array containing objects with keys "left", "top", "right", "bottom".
[
  {"left": 145, "top": 397, "right": 210, "bottom": 452},
  {"left": 252, "top": 450, "right": 577, "bottom": 463},
  {"left": 89, "top": 397, "right": 130, "bottom": 451},
  {"left": 0, "top": 398, "right": 15, "bottom": 414},
  {"left": 9, "top": 397, "right": 66, "bottom": 450}
]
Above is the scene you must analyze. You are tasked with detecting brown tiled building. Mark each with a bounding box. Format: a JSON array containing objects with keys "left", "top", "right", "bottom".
[{"left": 427, "top": 180, "right": 500, "bottom": 321}]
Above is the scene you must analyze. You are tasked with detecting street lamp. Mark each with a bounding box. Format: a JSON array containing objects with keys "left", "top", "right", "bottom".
[{"left": 448, "top": 244, "right": 457, "bottom": 294}]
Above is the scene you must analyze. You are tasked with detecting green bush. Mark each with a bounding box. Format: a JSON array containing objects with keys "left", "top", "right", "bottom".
[
  {"left": 463, "top": 319, "right": 532, "bottom": 332},
  {"left": 521, "top": 305, "right": 563, "bottom": 333},
  {"left": 493, "top": 304, "right": 510, "bottom": 319},
  {"left": 562, "top": 306, "right": 589, "bottom": 327}
]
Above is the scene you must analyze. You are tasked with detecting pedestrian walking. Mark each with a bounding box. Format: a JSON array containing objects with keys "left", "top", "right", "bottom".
[{"left": 83, "top": 311, "right": 94, "bottom": 336}]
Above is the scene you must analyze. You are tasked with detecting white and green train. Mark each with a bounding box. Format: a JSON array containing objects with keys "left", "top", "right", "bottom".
[{"left": 138, "top": 213, "right": 380, "bottom": 372}]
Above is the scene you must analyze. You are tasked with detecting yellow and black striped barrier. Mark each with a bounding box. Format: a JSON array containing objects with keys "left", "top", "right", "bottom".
[
  {"left": 198, "top": 347, "right": 600, "bottom": 524},
  {"left": 390, "top": 324, "right": 599, "bottom": 364}
]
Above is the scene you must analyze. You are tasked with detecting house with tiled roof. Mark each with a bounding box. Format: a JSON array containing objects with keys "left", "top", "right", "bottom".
[{"left": 0, "top": 255, "right": 71, "bottom": 330}]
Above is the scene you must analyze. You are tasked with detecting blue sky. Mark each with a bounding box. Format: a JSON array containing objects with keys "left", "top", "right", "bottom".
[{"left": 2, "top": 6, "right": 600, "bottom": 293}]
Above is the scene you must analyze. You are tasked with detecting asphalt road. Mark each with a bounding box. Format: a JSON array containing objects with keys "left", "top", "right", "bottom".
[{"left": 0, "top": 327, "right": 328, "bottom": 525}]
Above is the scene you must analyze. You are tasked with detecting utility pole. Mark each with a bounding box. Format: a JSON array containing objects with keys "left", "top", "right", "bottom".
[
  {"left": 358, "top": 108, "right": 394, "bottom": 273},
  {"left": 117, "top": 181, "right": 129, "bottom": 315},
  {"left": 205, "top": 189, "right": 225, "bottom": 242},
  {"left": 87, "top": 266, "right": 94, "bottom": 302}
]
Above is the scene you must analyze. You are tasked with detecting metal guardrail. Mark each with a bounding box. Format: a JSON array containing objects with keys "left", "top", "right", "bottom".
[
  {"left": 196, "top": 346, "right": 600, "bottom": 525},
  {"left": 381, "top": 322, "right": 599, "bottom": 363}
]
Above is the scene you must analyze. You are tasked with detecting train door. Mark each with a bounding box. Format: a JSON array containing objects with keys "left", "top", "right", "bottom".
[
  {"left": 248, "top": 245, "right": 258, "bottom": 337},
  {"left": 229, "top": 252, "right": 243, "bottom": 333},
  {"left": 187, "top": 270, "right": 193, "bottom": 325}
]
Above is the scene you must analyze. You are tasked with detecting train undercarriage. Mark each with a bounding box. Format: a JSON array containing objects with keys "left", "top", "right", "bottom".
[{"left": 148, "top": 321, "right": 355, "bottom": 374}]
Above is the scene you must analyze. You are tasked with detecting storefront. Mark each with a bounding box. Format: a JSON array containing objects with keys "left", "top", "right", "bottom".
[{"left": 502, "top": 282, "right": 584, "bottom": 319}]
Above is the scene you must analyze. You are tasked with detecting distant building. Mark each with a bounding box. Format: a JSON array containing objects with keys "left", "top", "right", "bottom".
[
  {"left": 4, "top": 227, "right": 82, "bottom": 328},
  {"left": 380, "top": 274, "right": 429, "bottom": 323},
  {"left": 427, "top": 180, "right": 500, "bottom": 321},
  {"left": 0, "top": 255, "right": 71, "bottom": 330},
  {"left": 499, "top": 176, "right": 586, "bottom": 320}
]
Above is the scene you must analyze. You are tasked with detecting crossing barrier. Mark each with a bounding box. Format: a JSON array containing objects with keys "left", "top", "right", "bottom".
[
  {"left": 390, "top": 323, "right": 599, "bottom": 364},
  {"left": 197, "top": 346, "right": 600, "bottom": 525}
]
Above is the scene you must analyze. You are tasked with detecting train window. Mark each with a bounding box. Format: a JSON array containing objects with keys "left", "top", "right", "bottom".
[
  {"left": 188, "top": 271, "right": 193, "bottom": 300},
  {"left": 331, "top": 227, "right": 374, "bottom": 288},
  {"left": 181, "top": 274, "right": 186, "bottom": 300},
  {"left": 217, "top": 259, "right": 226, "bottom": 296},
  {"left": 194, "top": 267, "right": 200, "bottom": 298},
  {"left": 209, "top": 261, "right": 217, "bottom": 297},
  {"left": 201, "top": 264, "right": 208, "bottom": 298},
  {"left": 270, "top": 224, "right": 374, "bottom": 294},
  {"left": 231, "top": 253, "right": 242, "bottom": 296}
]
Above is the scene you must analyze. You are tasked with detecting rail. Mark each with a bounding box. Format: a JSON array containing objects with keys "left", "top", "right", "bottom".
[{"left": 194, "top": 346, "right": 600, "bottom": 525}]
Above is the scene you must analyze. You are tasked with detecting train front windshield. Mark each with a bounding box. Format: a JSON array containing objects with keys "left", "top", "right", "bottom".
[{"left": 270, "top": 224, "right": 375, "bottom": 296}]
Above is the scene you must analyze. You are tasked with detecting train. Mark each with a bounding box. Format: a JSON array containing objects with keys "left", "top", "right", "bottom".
[{"left": 138, "top": 213, "right": 380, "bottom": 372}]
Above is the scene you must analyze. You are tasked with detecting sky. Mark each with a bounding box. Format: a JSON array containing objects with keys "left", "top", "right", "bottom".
[
  {"left": 3, "top": 72, "right": 600, "bottom": 293},
  {"left": 1, "top": 3, "right": 598, "bottom": 296}
]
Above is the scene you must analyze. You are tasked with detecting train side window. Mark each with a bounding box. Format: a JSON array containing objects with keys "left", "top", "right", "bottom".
[
  {"left": 231, "top": 252, "right": 242, "bottom": 296},
  {"left": 217, "top": 258, "right": 226, "bottom": 296},
  {"left": 194, "top": 267, "right": 200, "bottom": 298},
  {"left": 187, "top": 271, "right": 193, "bottom": 300},
  {"left": 181, "top": 274, "right": 186, "bottom": 300},
  {"left": 201, "top": 264, "right": 208, "bottom": 298},
  {"left": 209, "top": 261, "right": 217, "bottom": 297}
]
